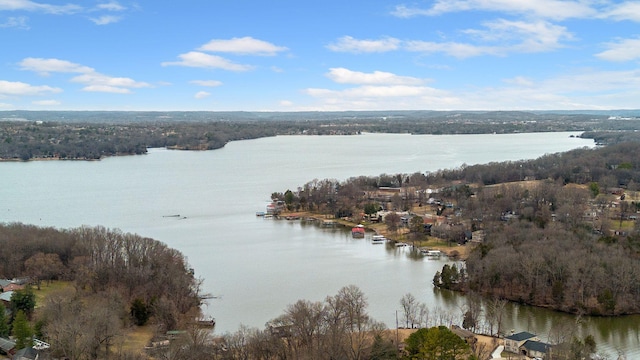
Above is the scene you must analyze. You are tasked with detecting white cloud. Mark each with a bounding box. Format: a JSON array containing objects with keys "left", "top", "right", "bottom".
[
  {"left": 392, "top": 0, "right": 596, "bottom": 20},
  {"left": 326, "top": 36, "right": 401, "bottom": 53},
  {"left": 302, "top": 84, "right": 460, "bottom": 111},
  {"left": 464, "top": 19, "right": 572, "bottom": 52},
  {"left": 71, "top": 73, "right": 150, "bottom": 92},
  {"left": 0, "top": 80, "right": 62, "bottom": 96},
  {"left": 198, "top": 37, "right": 287, "bottom": 56},
  {"left": 0, "top": 16, "right": 29, "bottom": 29},
  {"left": 162, "top": 51, "right": 254, "bottom": 71},
  {"left": 596, "top": 37, "right": 640, "bottom": 62},
  {"left": 601, "top": 1, "right": 640, "bottom": 22},
  {"left": 461, "top": 68, "right": 640, "bottom": 110},
  {"left": 32, "top": 99, "right": 60, "bottom": 106},
  {"left": 405, "top": 40, "right": 498, "bottom": 58},
  {"left": 194, "top": 91, "right": 211, "bottom": 99},
  {"left": 0, "top": 0, "right": 82, "bottom": 14},
  {"left": 0, "top": 102, "right": 13, "bottom": 109},
  {"left": 301, "top": 65, "right": 640, "bottom": 111},
  {"left": 190, "top": 80, "right": 223, "bottom": 87},
  {"left": 503, "top": 76, "right": 534, "bottom": 87},
  {"left": 305, "top": 65, "right": 450, "bottom": 110},
  {"left": 375, "top": 18, "right": 572, "bottom": 58},
  {"left": 96, "top": 1, "right": 125, "bottom": 11},
  {"left": 279, "top": 100, "right": 293, "bottom": 107},
  {"left": 20, "top": 57, "right": 150, "bottom": 93},
  {"left": 82, "top": 85, "right": 131, "bottom": 93},
  {"left": 20, "top": 57, "right": 94, "bottom": 75},
  {"left": 90, "top": 15, "right": 121, "bottom": 25},
  {"left": 326, "top": 68, "right": 427, "bottom": 85}
]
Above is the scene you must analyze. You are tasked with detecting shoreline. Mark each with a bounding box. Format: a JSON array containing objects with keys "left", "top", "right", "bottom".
[{"left": 276, "top": 210, "right": 474, "bottom": 260}]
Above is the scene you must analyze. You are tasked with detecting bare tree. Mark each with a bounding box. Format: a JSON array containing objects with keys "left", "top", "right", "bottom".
[{"left": 399, "top": 293, "right": 419, "bottom": 329}]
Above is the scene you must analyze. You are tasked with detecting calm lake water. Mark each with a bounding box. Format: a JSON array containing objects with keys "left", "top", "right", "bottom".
[{"left": 1, "top": 132, "right": 636, "bottom": 358}]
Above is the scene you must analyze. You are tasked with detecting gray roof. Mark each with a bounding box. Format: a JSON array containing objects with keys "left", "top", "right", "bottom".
[
  {"left": 506, "top": 331, "right": 536, "bottom": 341},
  {"left": 0, "top": 291, "right": 13, "bottom": 302},
  {"left": 0, "top": 279, "right": 11, "bottom": 288},
  {"left": 0, "top": 337, "right": 16, "bottom": 352},
  {"left": 522, "top": 340, "right": 551, "bottom": 353},
  {"left": 13, "top": 346, "right": 38, "bottom": 360}
]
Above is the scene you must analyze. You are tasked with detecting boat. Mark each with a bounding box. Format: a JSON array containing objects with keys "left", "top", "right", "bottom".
[
  {"left": 371, "top": 235, "right": 386, "bottom": 244},
  {"left": 422, "top": 249, "right": 442, "bottom": 258},
  {"left": 351, "top": 225, "right": 365, "bottom": 238},
  {"left": 195, "top": 317, "right": 216, "bottom": 328}
]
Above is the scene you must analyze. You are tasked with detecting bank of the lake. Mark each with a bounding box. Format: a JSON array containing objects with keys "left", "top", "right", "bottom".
[
  {"left": 275, "top": 210, "right": 474, "bottom": 260},
  {"left": 2, "top": 132, "right": 636, "bottom": 358}
]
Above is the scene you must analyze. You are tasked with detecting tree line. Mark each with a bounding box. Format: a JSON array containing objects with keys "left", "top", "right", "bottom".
[
  {"left": 272, "top": 141, "right": 640, "bottom": 315},
  {"left": 0, "top": 223, "right": 202, "bottom": 359},
  {"left": 2, "top": 110, "right": 640, "bottom": 160}
]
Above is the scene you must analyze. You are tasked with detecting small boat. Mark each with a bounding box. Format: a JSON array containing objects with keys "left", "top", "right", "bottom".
[
  {"left": 422, "top": 249, "right": 442, "bottom": 258},
  {"left": 256, "top": 211, "right": 266, "bottom": 216},
  {"left": 371, "top": 235, "right": 386, "bottom": 244},
  {"left": 195, "top": 317, "right": 216, "bottom": 328},
  {"left": 395, "top": 242, "right": 408, "bottom": 247},
  {"left": 352, "top": 225, "right": 365, "bottom": 238}
]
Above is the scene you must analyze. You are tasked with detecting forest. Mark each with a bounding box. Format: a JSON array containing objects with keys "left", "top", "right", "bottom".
[
  {"left": 1, "top": 110, "right": 640, "bottom": 160},
  {"left": 0, "top": 223, "right": 202, "bottom": 359},
  {"left": 272, "top": 141, "right": 640, "bottom": 316},
  {"left": 0, "top": 223, "right": 489, "bottom": 360}
]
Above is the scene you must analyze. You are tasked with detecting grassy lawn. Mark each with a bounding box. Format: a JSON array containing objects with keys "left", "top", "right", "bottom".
[
  {"left": 32, "top": 280, "right": 73, "bottom": 307},
  {"left": 120, "top": 325, "right": 154, "bottom": 354},
  {"left": 30, "top": 280, "right": 154, "bottom": 356}
]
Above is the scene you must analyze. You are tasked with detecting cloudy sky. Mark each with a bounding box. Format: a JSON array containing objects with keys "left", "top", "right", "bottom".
[{"left": 1, "top": 0, "right": 640, "bottom": 111}]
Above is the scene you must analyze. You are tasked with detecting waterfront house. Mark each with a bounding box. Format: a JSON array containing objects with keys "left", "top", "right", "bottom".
[
  {"left": 504, "top": 331, "right": 537, "bottom": 353},
  {"left": 449, "top": 325, "right": 477, "bottom": 346},
  {"left": 520, "top": 340, "right": 551, "bottom": 359}
]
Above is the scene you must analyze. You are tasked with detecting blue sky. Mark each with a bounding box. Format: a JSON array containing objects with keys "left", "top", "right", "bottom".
[{"left": 1, "top": 0, "right": 640, "bottom": 111}]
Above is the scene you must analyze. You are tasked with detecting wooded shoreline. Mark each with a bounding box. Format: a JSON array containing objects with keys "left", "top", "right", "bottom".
[{"left": 269, "top": 141, "right": 640, "bottom": 316}]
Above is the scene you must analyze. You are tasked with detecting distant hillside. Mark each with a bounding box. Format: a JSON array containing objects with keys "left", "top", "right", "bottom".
[{"left": 1, "top": 110, "right": 640, "bottom": 160}]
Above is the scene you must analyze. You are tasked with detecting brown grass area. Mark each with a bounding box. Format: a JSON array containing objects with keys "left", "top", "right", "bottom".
[
  {"left": 33, "top": 280, "right": 73, "bottom": 307},
  {"left": 382, "top": 328, "right": 501, "bottom": 359},
  {"left": 120, "top": 325, "right": 154, "bottom": 354},
  {"left": 32, "top": 281, "right": 155, "bottom": 356}
]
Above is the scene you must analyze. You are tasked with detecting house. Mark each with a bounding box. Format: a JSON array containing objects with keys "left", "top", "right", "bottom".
[
  {"left": 12, "top": 347, "right": 39, "bottom": 360},
  {"left": 0, "top": 279, "right": 11, "bottom": 291},
  {"left": 0, "top": 337, "right": 16, "bottom": 356},
  {"left": 0, "top": 291, "right": 13, "bottom": 308},
  {"left": 504, "top": 331, "right": 537, "bottom": 353},
  {"left": 520, "top": 340, "right": 551, "bottom": 359},
  {"left": 450, "top": 325, "right": 477, "bottom": 346},
  {"left": 2, "top": 283, "right": 24, "bottom": 292}
]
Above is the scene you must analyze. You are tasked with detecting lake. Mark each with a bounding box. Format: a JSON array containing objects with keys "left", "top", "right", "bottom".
[{"left": 1, "top": 132, "right": 635, "bottom": 358}]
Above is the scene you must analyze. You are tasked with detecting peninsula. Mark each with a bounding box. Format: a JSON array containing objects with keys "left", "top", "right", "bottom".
[{"left": 269, "top": 141, "right": 640, "bottom": 316}]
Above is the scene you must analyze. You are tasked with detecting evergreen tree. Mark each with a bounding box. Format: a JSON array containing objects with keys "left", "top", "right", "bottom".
[
  {"left": 0, "top": 308, "right": 9, "bottom": 337},
  {"left": 12, "top": 310, "right": 33, "bottom": 350},
  {"left": 10, "top": 285, "right": 36, "bottom": 318}
]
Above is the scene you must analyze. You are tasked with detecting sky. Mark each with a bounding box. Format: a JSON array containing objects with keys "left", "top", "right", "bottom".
[{"left": 1, "top": 0, "right": 640, "bottom": 112}]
